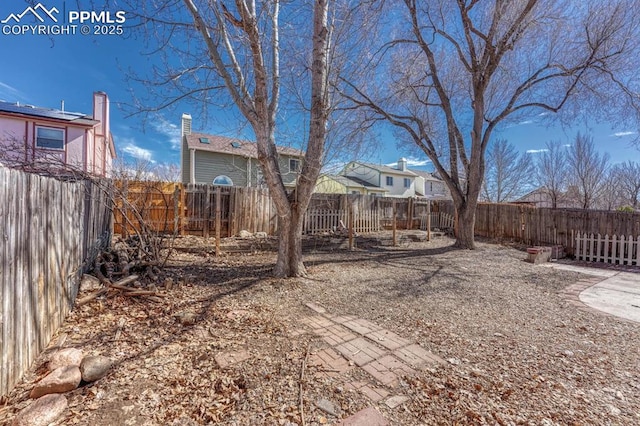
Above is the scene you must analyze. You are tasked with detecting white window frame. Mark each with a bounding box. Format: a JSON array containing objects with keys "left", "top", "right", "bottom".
[
  {"left": 403, "top": 178, "right": 411, "bottom": 188},
  {"left": 386, "top": 176, "right": 393, "bottom": 186},
  {"left": 289, "top": 158, "right": 301, "bottom": 173},
  {"left": 35, "top": 126, "right": 65, "bottom": 150}
]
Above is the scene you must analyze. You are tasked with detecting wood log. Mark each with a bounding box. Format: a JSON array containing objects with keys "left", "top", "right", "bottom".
[{"left": 76, "top": 288, "right": 108, "bottom": 306}]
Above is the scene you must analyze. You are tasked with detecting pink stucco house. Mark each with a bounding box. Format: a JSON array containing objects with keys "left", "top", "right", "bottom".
[{"left": 0, "top": 92, "right": 116, "bottom": 177}]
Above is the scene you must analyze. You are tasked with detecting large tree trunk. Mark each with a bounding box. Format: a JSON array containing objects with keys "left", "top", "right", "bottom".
[
  {"left": 274, "top": 206, "right": 306, "bottom": 277},
  {"left": 454, "top": 201, "right": 476, "bottom": 249}
]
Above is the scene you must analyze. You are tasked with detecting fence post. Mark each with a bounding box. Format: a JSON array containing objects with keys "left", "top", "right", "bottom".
[
  {"left": 348, "top": 203, "right": 354, "bottom": 250},
  {"left": 173, "top": 185, "right": 180, "bottom": 236},
  {"left": 121, "top": 180, "right": 128, "bottom": 238},
  {"left": 427, "top": 200, "right": 431, "bottom": 241},
  {"left": 215, "top": 186, "right": 221, "bottom": 256},
  {"left": 392, "top": 200, "right": 397, "bottom": 246},
  {"left": 204, "top": 185, "right": 211, "bottom": 238},
  {"left": 179, "top": 183, "right": 186, "bottom": 236},
  {"left": 407, "top": 198, "right": 413, "bottom": 230}
]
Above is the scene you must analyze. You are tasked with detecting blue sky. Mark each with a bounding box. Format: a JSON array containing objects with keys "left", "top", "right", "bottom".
[{"left": 0, "top": 0, "right": 638, "bottom": 173}]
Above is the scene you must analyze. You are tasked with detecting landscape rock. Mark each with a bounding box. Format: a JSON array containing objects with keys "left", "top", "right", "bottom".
[
  {"left": 80, "top": 355, "right": 113, "bottom": 382},
  {"left": 12, "top": 394, "right": 68, "bottom": 426},
  {"left": 315, "top": 398, "right": 339, "bottom": 416},
  {"left": 385, "top": 395, "right": 409, "bottom": 409},
  {"left": 48, "top": 347, "right": 84, "bottom": 371},
  {"left": 607, "top": 404, "right": 621, "bottom": 416},
  {"left": 239, "top": 230, "right": 253, "bottom": 238},
  {"left": 254, "top": 231, "right": 268, "bottom": 238},
  {"left": 80, "top": 274, "right": 101, "bottom": 292},
  {"left": 175, "top": 311, "right": 198, "bottom": 326},
  {"left": 30, "top": 366, "right": 81, "bottom": 398}
]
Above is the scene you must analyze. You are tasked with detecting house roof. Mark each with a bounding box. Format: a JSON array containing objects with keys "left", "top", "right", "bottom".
[
  {"left": 185, "top": 132, "right": 304, "bottom": 158},
  {"left": 0, "top": 101, "right": 98, "bottom": 127},
  {"left": 411, "top": 169, "right": 443, "bottom": 182},
  {"left": 347, "top": 161, "right": 418, "bottom": 177},
  {"left": 323, "top": 174, "right": 387, "bottom": 192}
]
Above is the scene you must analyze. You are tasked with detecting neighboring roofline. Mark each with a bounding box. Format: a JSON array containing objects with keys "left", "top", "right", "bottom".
[
  {"left": 344, "top": 160, "right": 418, "bottom": 177},
  {"left": 410, "top": 169, "right": 443, "bottom": 181},
  {"left": 186, "top": 132, "right": 304, "bottom": 159},
  {"left": 514, "top": 186, "right": 548, "bottom": 202},
  {"left": 319, "top": 174, "right": 388, "bottom": 192},
  {"left": 0, "top": 109, "right": 98, "bottom": 127}
]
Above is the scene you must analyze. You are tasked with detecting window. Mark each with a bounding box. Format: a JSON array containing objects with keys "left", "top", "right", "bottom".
[
  {"left": 404, "top": 178, "right": 411, "bottom": 188},
  {"left": 385, "top": 176, "right": 393, "bottom": 186},
  {"left": 289, "top": 158, "right": 301, "bottom": 172},
  {"left": 212, "top": 175, "right": 233, "bottom": 186},
  {"left": 36, "top": 127, "right": 64, "bottom": 150}
]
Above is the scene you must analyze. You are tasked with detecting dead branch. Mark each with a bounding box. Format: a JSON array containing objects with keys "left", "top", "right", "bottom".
[
  {"left": 299, "top": 345, "right": 309, "bottom": 426},
  {"left": 76, "top": 288, "right": 109, "bottom": 306}
]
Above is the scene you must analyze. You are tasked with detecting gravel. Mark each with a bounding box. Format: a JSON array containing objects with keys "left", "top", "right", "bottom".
[{"left": 3, "top": 233, "right": 639, "bottom": 425}]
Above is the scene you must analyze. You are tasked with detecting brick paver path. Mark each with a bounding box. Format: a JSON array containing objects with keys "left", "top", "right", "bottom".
[{"left": 301, "top": 302, "right": 444, "bottom": 424}]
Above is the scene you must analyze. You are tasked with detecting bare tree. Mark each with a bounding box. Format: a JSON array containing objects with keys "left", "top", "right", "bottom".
[
  {"left": 482, "top": 138, "right": 534, "bottom": 202},
  {"left": 611, "top": 160, "right": 640, "bottom": 209},
  {"left": 596, "top": 167, "right": 622, "bottom": 210},
  {"left": 536, "top": 141, "right": 569, "bottom": 209},
  {"left": 127, "top": 0, "right": 374, "bottom": 276},
  {"left": 111, "top": 154, "right": 156, "bottom": 181},
  {"left": 341, "top": 0, "right": 640, "bottom": 248},
  {"left": 567, "top": 133, "right": 610, "bottom": 209}
]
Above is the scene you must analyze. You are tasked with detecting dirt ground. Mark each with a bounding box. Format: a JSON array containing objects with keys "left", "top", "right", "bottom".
[{"left": 2, "top": 232, "right": 640, "bottom": 425}]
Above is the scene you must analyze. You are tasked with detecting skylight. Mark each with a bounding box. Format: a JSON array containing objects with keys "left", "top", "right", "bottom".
[
  {"left": 231, "top": 141, "right": 241, "bottom": 148},
  {"left": 199, "top": 137, "right": 209, "bottom": 144}
]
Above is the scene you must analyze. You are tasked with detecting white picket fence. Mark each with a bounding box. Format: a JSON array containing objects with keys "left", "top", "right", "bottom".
[
  {"left": 575, "top": 232, "right": 639, "bottom": 265},
  {"left": 303, "top": 209, "right": 381, "bottom": 235}
]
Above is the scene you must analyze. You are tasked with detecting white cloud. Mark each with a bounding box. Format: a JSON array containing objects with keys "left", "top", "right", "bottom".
[
  {"left": 611, "top": 131, "right": 637, "bottom": 137},
  {"left": 518, "top": 120, "right": 534, "bottom": 125},
  {"left": 0, "top": 81, "right": 27, "bottom": 101},
  {"left": 407, "top": 158, "right": 432, "bottom": 167},
  {"left": 151, "top": 116, "right": 181, "bottom": 150},
  {"left": 526, "top": 149, "right": 549, "bottom": 154},
  {"left": 385, "top": 157, "right": 432, "bottom": 168},
  {"left": 121, "top": 139, "right": 155, "bottom": 163}
]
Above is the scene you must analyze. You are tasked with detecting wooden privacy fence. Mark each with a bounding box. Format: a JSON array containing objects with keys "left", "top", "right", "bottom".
[
  {"left": 0, "top": 168, "right": 112, "bottom": 396},
  {"left": 575, "top": 233, "right": 639, "bottom": 266},
  {"left": 114, "top": 184, "right": 442, "bottom": 238},
  {"left": 474, "top": 203, "right": 640, "bottom": 256},
  {"left": 114, "top": 183, "right": 277, "bottom": 238},
  {"left": 113, "top": 180, "right": 181, "bottom": 235}
]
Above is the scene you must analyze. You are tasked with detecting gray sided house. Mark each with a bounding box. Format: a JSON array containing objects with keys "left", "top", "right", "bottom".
[{"left": 180, "top": 114, "right": 304, "bottom": 187}]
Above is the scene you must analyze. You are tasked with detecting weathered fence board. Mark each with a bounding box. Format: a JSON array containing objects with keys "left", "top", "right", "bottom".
[
  {"left": 0, "top": 168, "right": 112, "bottom": 397},
  {"left": 113, "top": 182, "right": 640, "bottom": 258},
  {"left": 473, "top": 203, "right": 640, "bottom": 255},
  {"left": 302, "top": 209, "right": 382, "bottom": 235}
]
